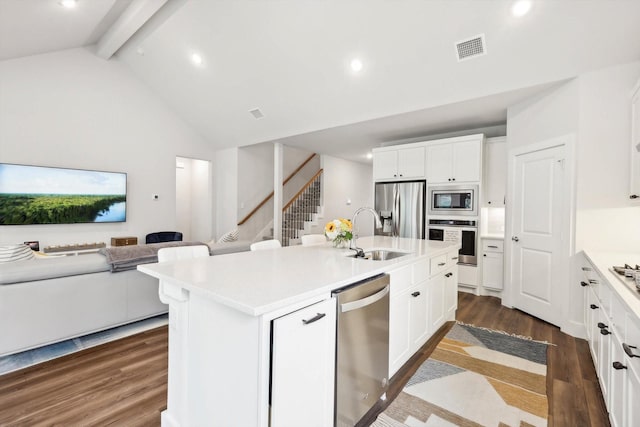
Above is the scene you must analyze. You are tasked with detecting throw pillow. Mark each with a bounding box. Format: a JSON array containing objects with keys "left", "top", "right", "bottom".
[
  {"left": 217, "top": 229, "right": 239, "bottom": 243},
  {"left": 0, "top": 244, "right": 36, "bottom": 263}
]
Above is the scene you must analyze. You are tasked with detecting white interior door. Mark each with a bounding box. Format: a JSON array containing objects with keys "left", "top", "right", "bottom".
[{"left": 510, "top": 144, "right": 564, "bottom": 327}]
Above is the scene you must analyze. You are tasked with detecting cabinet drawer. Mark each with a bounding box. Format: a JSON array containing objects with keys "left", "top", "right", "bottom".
[
  {"left": 482, "top": 240, "right": 503, "bottom": 253},
  {"left": 430, "top": 254, "right": 448, "bottom": 276},
  {"left": 626, "top": 313, "right": 640, "bottom": 370}
]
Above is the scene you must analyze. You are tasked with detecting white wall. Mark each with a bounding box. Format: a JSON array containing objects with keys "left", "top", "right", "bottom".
[
  {"left": 575, "top": 61, "right": 640, "bottom": 252},
  {"left": 176, "top": 157, "right": 212, "bottom": 242},
  {"left": 321, "top": 155, "right": 374, "bottom": 237},
  {"left": 214, "top": 147, "right": 238, "bottom": 239},
  {"left": 237, "top": 143, "right": 274, "bottom": 222},
  {"left": 0, "top": 48, "right": 214, "bottom": 248},
  {"left": 505, "top": 60, "right": 640, "bottom": 337}
]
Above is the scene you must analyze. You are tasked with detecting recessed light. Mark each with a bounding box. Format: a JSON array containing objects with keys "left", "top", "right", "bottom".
[
  {"left": 191, "top": 53, "right": 204, "bottom": 66},
  {"left": 511, "top": 0, "right": 532, "bottom": 17},
  {"left": 350, "top": 58, "right": 363, "bottom": 73},
  {"left": 59, "top": 0, "right": 78, "bottom": 8},
  {"left": 366, "top": 153, "right": 373, "bottom": 160}
]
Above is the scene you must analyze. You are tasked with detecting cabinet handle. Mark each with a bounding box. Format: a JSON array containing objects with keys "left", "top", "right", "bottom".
[
  {"left": 452, "top": 178, "right": 456, "bottom": 181},
  {"left": 581, "top": 281, "right": 589, "bottom": 287},
  {"left": 613, "top": 361, "right": 628, "bottom": 370},
  {"left": 438, "top": 262, "right": 446, "bottom": 266},
  {"left": 488, "top": 245, "right": 498, "bottom": 249},
  {"left": 589, "top": 279, "right": 599, "bottom": 284},
  {"left": 451, "top": 256, "right": 458, "bottom": 260},
  {"left": 600, "top": 328, "right": 611, "bottom": 336},
  {"left": 623, "top": 343, "right": 640, "bottom": 358},
  {"left": 597, "top": 322, "right": 608, "bottom": 329},
  {"left": 483, "top": 254, "right": 487, "bottom": 257},
  {"left": 448, "top": 178, "right": 452, "bottom": 181},
  {"left": 630, "top": 194, "right": 639, "bottom": 199},
  {"left": 445, "top": 273, "right": 453, "bottom": 278},
  {"left": 581, "top": 267, "right": 592, "bottom": 272},
  {"left": 399, "top": 174, "right": 403, "bottom": 177},
  {"left": 393, "top": 174, "right": 397, "bottom": 177},
  {"left": 590, "top": 304, "right": 599, "bottom": 309},
  {"left": 302, "top": 312, "right": 326, "bottom": 325},
  {"left": 411, "top": 291, "right": 421, "bottom": 297}
]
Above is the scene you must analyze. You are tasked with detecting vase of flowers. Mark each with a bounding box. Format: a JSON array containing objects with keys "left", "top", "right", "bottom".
[{"left": 325, "top": 218, "right": 353, "bottom": 248}]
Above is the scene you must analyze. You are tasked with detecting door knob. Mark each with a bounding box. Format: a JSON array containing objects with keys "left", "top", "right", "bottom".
[{"left": 512, "top": 236, "right": 519, "bottom": 242}]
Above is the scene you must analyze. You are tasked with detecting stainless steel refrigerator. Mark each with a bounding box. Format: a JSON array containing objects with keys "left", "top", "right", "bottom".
[{"left": 374, "top": 180, "right": 426, "bottom": 239}]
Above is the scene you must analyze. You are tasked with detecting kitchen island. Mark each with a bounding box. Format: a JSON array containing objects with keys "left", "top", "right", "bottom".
[{"left": 138, "top": 236, "right": 460, "bottom": 427}]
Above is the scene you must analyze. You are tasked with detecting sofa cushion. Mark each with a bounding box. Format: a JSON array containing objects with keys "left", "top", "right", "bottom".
[
  {"left": 207, "top": 240, "right": 252, "bottom": 256},
  {"left": 217, "top": 229, "right": 239, "bottom": 243},
  {"left": 0, "top": 253, "right": 110, "bottom": 285},
  {"left": 0, "top": 244, "right": 35, "bottom": 263}
]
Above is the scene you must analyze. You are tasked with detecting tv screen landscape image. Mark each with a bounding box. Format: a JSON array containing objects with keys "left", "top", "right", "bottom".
[{"left": 0, "top": 163, "right": 127, "bottom": 225}]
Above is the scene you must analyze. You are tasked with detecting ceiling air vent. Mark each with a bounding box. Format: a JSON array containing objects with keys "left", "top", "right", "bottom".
[
  {"left": 455, "top": 34, "right": 486, "bottom": 62},
  {"left": 249, "top": 108, "right": 264, "bottom": 119}
]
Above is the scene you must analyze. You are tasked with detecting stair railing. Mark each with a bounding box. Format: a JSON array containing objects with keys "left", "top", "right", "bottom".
[
  {"left": 237, "top": 153, "right": 317, "bottom": 227},
  {"left": 281, "top": 169, "right": 323, "bottom": 246}
]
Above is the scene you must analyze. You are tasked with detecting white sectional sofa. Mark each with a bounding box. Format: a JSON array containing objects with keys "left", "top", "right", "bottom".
[
  {"left": 0, "top": 240, "right": 252, "bottom": 357},
  {"left": 0, "top": 254, "right": 167, "bottom": 357}
]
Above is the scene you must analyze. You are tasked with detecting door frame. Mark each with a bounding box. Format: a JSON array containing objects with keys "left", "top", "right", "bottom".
[{"left": 503, "top": 134, "right": 577, "bottom": 333}]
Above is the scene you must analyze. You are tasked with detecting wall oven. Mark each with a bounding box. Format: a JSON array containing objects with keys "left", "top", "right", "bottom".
[
  {"left": 428, "top": 185, "right": 478, "bottom": 217},
  {"left": 428, "top": 219, "right": 477, "bottom": 265}
]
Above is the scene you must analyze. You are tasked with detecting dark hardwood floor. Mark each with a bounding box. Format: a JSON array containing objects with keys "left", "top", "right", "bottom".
[
  {"left": 0, "top": 327, "right": 168, "bottom": 427},
  {"left": 0, "top": 292, "right": 609, "bottom": 426},
  {"left": 360, "top": 292, "right": 610, "bottom": 427}
]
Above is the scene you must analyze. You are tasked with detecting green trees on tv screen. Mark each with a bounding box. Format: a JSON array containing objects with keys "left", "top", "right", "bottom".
[{"left": 0, "top": 194, "right": 126, "bottom": 225}]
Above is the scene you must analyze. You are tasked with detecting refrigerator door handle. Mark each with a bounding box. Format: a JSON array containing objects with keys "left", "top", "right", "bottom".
[{"left": 393, "top": 183, "right": 400, "bottom": 237}]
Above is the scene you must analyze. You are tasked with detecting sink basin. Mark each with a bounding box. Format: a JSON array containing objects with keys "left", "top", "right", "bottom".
[{"left": 349, "top": 249, "right": 410, "bottom": 261}]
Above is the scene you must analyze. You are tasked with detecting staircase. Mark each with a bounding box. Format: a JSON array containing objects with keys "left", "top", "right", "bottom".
[{"left": 281, "top": 172, "right": 323, "bottom": 246}]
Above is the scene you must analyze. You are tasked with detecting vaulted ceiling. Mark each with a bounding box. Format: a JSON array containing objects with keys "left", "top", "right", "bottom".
[{"left": 2, "top": 0, "right": 640, "bottom": 162}]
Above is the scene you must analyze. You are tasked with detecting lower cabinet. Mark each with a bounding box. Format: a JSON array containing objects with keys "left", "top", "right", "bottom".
[
  {"left": 481, "top": 238, "right": 504, "bottom": 290},
  {"left": 389, "top": 249, "right": 459, "bottom": 377},
  {"left": 579, "top": 251, "right": 640, "bottom": 427},
  {"left": 270, "top": 298, "right": 337, "bottom": 427}
]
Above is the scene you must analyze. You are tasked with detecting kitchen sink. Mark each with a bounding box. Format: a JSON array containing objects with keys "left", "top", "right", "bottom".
[{"left": 349, "top": 249, "right": 410, "bottom": 261}]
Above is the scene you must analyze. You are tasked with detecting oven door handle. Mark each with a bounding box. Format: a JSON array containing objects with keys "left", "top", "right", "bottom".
[{"left": 340, "top": 285, "right": 390, "bottom": 313}]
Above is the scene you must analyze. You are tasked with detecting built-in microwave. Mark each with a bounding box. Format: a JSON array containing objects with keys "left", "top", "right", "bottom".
[{"left": 428, "top": 184, "right": 478, "bottom": 216}]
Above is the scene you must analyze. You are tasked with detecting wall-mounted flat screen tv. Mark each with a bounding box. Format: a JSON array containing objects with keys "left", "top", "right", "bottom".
[{"left": 0, "top": 163, "right": 127, "bottom": 225}]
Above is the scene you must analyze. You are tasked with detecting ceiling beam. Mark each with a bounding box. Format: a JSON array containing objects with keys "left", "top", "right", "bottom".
[{"left": 95, "top": 0, "right": 168, "bottom": 60}]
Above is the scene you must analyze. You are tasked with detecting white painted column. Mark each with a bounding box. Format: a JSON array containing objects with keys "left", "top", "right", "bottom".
[{"left": 273, "top": 143, "right": 283, "bottom": 243}]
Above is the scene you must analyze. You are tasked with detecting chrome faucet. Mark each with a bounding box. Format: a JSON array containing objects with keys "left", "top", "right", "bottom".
[{"left": 350, "top": 207, "right": 383, "bottom": 257}]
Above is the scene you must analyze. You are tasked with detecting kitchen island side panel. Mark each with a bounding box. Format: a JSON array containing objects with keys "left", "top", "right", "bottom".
[{"left": 184, "top": 293, "right": 266, "bottom": 427}]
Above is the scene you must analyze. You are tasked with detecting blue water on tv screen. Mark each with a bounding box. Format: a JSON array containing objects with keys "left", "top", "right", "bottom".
[{"left": 0, "top": 163, "right": 127, "bottom": 225}]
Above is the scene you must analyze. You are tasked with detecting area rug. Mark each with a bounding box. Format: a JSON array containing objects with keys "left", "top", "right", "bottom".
[{"left": 372, "top": 323, "right": 549, "bottom": 427}]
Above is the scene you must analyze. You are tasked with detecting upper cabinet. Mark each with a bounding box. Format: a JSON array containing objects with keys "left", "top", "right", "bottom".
[
  {"left": 630, "top": 79, "right": 640, "bottom": 200},
  {"left": 482, "top": 137, "right": 507, "bottom": 206},
  {"left": 373, "top": 145, "right": 425, "bottom": 181},
  {"left": 426, "top": 135, "right": 483, "bottom": 184}
]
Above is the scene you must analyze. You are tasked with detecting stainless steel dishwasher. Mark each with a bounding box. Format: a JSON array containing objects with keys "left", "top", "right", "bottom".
[{"left": 332, "top": 274, "right": 390, "bottom": 427}]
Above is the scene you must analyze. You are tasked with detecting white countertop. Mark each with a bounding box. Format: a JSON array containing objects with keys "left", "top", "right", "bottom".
[
  {"left": 138, "top": 236, "right": 458, "bottom": 317},
  {"left": 583, "top": 250, "right": 640, "bottom": 318},
  {"left": 480, "top": 233, "right": 505, "bottom": 240}
]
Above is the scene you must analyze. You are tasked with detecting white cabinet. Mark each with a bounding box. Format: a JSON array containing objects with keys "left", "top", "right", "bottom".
[
  {"left": 409, "top": 280, "right": 429, "bottom": 350},
  {"left": 429, "top": 249, "right": 459, "bottom": 334},
  {"left": 428, "top": 273, "right": 445, "bottom": 333},
  {"left": 630, "top": 79, "right": 640, "bottom": 200},
  {"left": 389, "top": 261, "right": 431, "bottom": 376},
  {"left": 578, "top": 251, "right": 640, "bottom": 427},
  {"left": 373, "top": 145, "right": 425, "bottom": 181},
  {"left": 482, "top": 238, "right": 504, "bottom": 290},
  {"left": 271, "top": 298, "right": 336, "bottom": 427},
  {"left": 426, "top": 135, "right": 483, "bottom": 184},
  {"left": 483, "top": 137, "right": 507, "bottom": 206},
  {"left": 444, "top": 267, "right": 458, "bottom": 320},
  {"left": 389, "top": 250, "right": 458, "bottom": 377}
]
